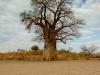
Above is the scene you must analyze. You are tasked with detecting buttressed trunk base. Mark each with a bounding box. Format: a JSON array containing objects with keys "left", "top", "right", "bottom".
[{"left": 43, "top": 42, "right": 56, "bottom": 61}]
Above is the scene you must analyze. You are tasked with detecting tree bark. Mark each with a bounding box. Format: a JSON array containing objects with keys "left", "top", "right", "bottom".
[{"left": 43, "top": 41, "right": 57, "bottom": 61}]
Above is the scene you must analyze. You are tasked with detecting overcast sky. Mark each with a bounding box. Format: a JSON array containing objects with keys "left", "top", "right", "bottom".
[{"left": 0, "top": 0, "right": 100, "bottom": 53}]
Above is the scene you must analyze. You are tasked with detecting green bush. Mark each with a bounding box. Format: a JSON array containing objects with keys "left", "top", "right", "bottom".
[{"left": 31, "top": 45, "right": 39, "bottom": 51}]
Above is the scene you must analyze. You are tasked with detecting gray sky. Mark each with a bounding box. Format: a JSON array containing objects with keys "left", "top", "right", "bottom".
[{"left": 0, "top": 0, "right": 100, "bottom": 52}]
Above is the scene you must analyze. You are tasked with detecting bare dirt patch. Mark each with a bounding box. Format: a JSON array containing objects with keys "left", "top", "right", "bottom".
[{"left": 0, "top": 60, "right": 100, "bottom": 75}]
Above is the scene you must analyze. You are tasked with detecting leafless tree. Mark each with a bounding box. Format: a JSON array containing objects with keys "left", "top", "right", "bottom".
[
  {"left": 81, "top": 44, "right": 98, "bottom": 60},
  {"left": 20, "top": 0, "right": 85, "bottom": 61}
]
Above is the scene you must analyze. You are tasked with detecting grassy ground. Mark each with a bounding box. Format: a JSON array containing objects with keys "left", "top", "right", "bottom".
[{"left": 0, "top": 50, "right": 100, "bottom": 60}]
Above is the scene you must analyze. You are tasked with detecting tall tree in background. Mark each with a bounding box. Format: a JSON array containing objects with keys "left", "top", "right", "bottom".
[{"left": 20, "top": 0, "right": 85, "bottom": 61}]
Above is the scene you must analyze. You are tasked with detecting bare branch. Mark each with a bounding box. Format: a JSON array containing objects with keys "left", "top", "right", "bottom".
[
  {"left": 81, "top": 44, "right": 98, "bottom": 60},
  {"left": 20, "top": 0, "right": 85, "bottom": 44}
]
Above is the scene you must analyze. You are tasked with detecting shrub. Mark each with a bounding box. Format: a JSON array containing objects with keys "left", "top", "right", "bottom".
[{"left": 31, "top": 45, "right": 39, "bottom": 52}]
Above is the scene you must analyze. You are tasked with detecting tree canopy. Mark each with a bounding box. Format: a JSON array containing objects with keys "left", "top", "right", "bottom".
[
  {"left": 20, "top": 0, "right": 85, "bottom": 44},
  {"left": 31, "top": 45, "right": 39, "bottom": 51}
]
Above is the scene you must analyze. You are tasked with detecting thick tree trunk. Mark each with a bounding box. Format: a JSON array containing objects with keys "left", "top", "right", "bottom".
[
  {"left": 43, "top": 41, "right": 57, "bottom": 61},
  {"left": 42, "top": 25, "right": 57, "bottom": 61}
]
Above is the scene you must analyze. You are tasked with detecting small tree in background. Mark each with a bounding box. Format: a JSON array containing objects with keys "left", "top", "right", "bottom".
[
  {"left": 31, "top": 45, "right": 39, "bottom": 53},
  {"left": 17, "top": 49, "right": 21, "bottom": 52},
  {"left": 67, "top": 47, "right": 72, "bottom": 52},
  {"left": 81, "top": 44, "right": 98, "bottom": 60}
]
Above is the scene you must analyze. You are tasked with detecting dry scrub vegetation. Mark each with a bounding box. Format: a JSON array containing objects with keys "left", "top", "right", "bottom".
[{"left": 0, "top": 50, "right": 100, "bottom": 61}]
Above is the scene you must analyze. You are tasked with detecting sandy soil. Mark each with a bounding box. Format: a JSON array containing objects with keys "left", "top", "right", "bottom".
[{"left": 0, "top": 60, "right": 100, "bottom": 75}]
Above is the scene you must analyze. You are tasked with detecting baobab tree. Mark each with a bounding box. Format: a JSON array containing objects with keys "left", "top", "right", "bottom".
[{"left": 20, "top": 0, "right": 85, "bottom": 61}]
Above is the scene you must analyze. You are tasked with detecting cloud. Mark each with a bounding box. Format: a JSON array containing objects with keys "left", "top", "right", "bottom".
[
  {"left": 0, "top": 0, "right": 38, "bottom": 52},
  {"left": 90, "top": 28, "right": 100, "bottom": 31},
  {"left": 0, "top": 0, "right": 30, "bottom": 23},
  {"left": 80, "top": 29, "right": 94, "bottom": 35},
  {"left": 0, "top": 0, "right": 100, "bottom": 52},
  {"left": 67, "top": 39, "right": 100, "bottom": 52},
  {"left": 71, "top": 1, "right": 100, "bottom": 48},
  {"left": 72, "top": 0, "right": 86, "bottom": 8},
  {"left": 80, "top": 35, "right": 95, "bottom": 39},
  {"left": 72, "top": 0, "right": 100, "bottom": 29}
]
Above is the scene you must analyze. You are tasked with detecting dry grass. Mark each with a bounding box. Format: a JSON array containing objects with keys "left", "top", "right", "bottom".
[{"left": 0, "top": 50, "right": 99, "bottom": 61}]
